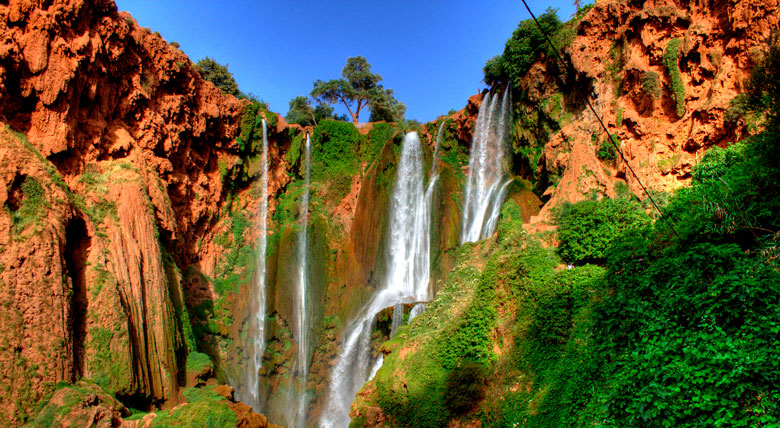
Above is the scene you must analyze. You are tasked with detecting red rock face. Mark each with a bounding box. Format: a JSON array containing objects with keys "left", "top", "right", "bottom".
[
  {"left": 0, "top": 0, "right": 267, "bottom": 423},
  {"left": 524, "top": 0, "right": 780, "bottom": 225}
]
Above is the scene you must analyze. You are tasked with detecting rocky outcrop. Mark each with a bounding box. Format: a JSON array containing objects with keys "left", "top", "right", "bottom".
[
  {"left": 515, "top": 0, "right": 779, "bottom": 225},
  {"left": 0, "top": 0, "right": 292, "bottom": 424}
]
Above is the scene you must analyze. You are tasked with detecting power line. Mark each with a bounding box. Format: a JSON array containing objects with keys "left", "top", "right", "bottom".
[{"left": 519, "top": 0, "right": 681, "bottom": 239}]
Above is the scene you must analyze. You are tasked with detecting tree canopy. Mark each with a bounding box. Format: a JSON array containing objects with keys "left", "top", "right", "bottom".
[
  {"left": 195, "top": 57, "right": 240, "bottom": 97},
  {"left": 311, "top": 56, "right": 405, "bottom": 125},
  {"left": 285, "top": 96, "right": 346, "bottom": 127}
]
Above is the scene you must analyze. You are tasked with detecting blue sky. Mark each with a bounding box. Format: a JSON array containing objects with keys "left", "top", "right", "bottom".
[{"left": 115, "top": 1, "right": 581, "bottom": 123}]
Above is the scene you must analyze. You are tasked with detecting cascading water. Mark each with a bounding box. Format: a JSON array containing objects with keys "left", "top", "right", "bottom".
[
  {"left": 238, "top": 119, "right": 269, "bottom": 411},
  {"left": 292, "top": 134, "right": 313, "bottom": 428},
  {"left": 461, "top": 88, "right": 512, "bottom": 244},
  {"left": 320, "top": 132, "right": 434, "bottom": 428}
]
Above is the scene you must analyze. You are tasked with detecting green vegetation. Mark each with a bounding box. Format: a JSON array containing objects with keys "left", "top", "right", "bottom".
[
  {"left": 6, "top": 176, "right": 49, "bottom": 235},
  {"left": 195, "top": 57, "right": 240, "bottom": 97},
  {"left": 493, "top": 9, "right": 563, "bottom": 88},
  {"left": 606, "top": 39, "right": 626, "bottom": 90},
  {"left": 663, "top": 38, "right": 686, "bottom": 117},
  {"left": 554, "top": 197, "right": 650, "bottom": 265},
  {"left": 311, "top": 56, "right": 406, "bottom": 125},
  {"left": 641, "top": 70, "right": 662, "bottom": 99},
  {"left": 87, "top": 326, "right": 128, "bottom": 394},
  {"left": 285, "top": 95, "right": 346, "bottom": 126},
  {"left": 310, "top": 119, "right": 361, "bottom": 196},
  {"left": 368, "top": 41, "right": 780, "bottom": 427},
  {"left": 597, "top": 135, "right": 618, "bottom": 162},
  {"left": 483, "top": 7, "right": 591, "bottom": 87},
  {"left": 150, "top": 387, "right": 237, "bottom": 428}
]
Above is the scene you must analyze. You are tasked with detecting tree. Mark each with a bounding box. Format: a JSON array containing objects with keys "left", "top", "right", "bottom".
[
  {"left": 196, "top": 57, "right": 240, "bottom": 97},
  {"left": 286, "top": 96, "right": 346, "bottom": 126},
  {"left": 311, "top": 56, "right": 405, "bottom": 125}
]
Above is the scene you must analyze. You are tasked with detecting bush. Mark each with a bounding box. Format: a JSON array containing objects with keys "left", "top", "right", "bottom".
[
  {"left": 663, "top": 38, "right": 686, "bottom": 117},
  {"left": 444, "top": 362, "right": 485, "bottom": 415},
  {"left": 641, "top": 70, "right": 662, "bottom": 99},
  {"left": 501, "top": 8, "right": 562, "bottom": 88},
  {"left": 196, "top": 57, "right": 240, "bottom": 97},
  {"left": 554, "top": 198, "right": 651, "bottom": 265},
  {"left": 483, "top": 55, "right": 507, "bottom": 86},
  {"left": 310, "top": 120, "right": 361, "bottom": 196},
  {"left": 597, "top": 135, "right": 618, "bottom": 162}
]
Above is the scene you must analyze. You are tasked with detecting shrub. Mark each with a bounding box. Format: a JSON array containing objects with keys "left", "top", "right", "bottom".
[
  {"left": 195, "top": 57, "right": 240, "bottom": 97},
  {"left": 502, "top": 8, "right": 562, "bottom": 88},
  {"left": 640, "top": 70, "right": 662, "bottom": 99},
  {"left": 444, "top": 362, "right": 485, "bottom": 415},
  {"left": 663, "top": 38, "right": 686, "bottom": 117},
  {"left": 597, "top": 135, "right": 617, "bottom": 162},
  {"left": 310, "top": 120, "right": 361, "bottom": 196},
  {"left": 554, "top": 198, "right": 651, "bottom": 265},
  {"left": 482, "top": 55, "right": 507, "bottom": 86}
]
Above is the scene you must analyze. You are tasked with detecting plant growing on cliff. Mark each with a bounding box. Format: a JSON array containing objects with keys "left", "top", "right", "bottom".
[
  {"left": 641, "top": 70, "right": 662, "bottom": 99},
  {"left": 484, "top": 8, "right": 562, "bottom": 88},
  {"left": 311, "top": 56, "right": 406, "bottom": 125},
  {"left": 663, "top": 38, "right": 686, "bottom": 117},
  {"left": 195, "top": 57, "right": 240, "bottom": 97}
]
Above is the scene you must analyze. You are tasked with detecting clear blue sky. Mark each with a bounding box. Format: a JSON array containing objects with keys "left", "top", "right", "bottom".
[{"left": 115, "top": 1, "right": 582, "bottom": 123}]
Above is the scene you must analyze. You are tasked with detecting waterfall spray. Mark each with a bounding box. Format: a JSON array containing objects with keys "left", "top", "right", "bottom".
[
  {"left": 461, "top": 88, "right": 511, "bottom": 244},
  {"left": 239, "top": 118, "right": 269, "bottom": 411},
  {"left": 320, "top": 132, "right": 434, "bottom": 428},
  {"left": 292, "top": 134, "right": 313, "bottom": 428}
]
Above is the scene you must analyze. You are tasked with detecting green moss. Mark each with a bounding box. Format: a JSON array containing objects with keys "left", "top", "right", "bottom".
[
  {"left": 285, "top": 128, "right": 304, "bottom": 168},
  {"left": 664, "top": 38, "right": 686, "bottom": 117},
  {"left": 7, "top": 176, "right": 49, "bottom": 235},
  {"left": 310, "top": 120, "right": 361, "bottom": 199},
  {"left": 186, "top": 352, "right": 213, "bottom": 373},
  {"left": 150, "top": 387, "right": 237, "bottom": 428},
  {"left": 86, "top": 327, "right": 128, "bottom": 394}
]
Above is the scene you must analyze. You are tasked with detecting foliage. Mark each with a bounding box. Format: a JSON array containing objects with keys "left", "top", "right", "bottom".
[
  {"left": 195, "top": 57, "right": 240, "bottom": 97},
  {"left": 483, "top": 55, "right": 506, "bottom": 86},
  {"left": 186, "top": 352, "right": 212, "bottom": 373},
  {"left": 285, "top": 95, "right": 345, "bottom": 126},
  {"left": 310, "top": 119, "right": 361, "bottom": 196},
  {"left": 362, "top": 122, "right": 396, "bottom": 163},
  {"left": 7, "top": 176, "right": 48, "bottom": 235},
  {"left": 444, "top": 362, "right": 486, "bottom": 415},
  {"left": 746, "top": 31, "right": 780, "bottom": 125},
  {"left": 641, "top": 70, "right": 662, "bottom": 99},
  {"left": 150, "top": 387, "right": 237, "bottom": 428},
  {"left": 500, "top": 8, "right": 563, "bottom": 88},
  {"left": 597, "top": 135, "right": 618, "bottom": 162},
  {"left": 554, "top": 197, "right": 651, "bottom": 265},
  {"left": 311, "top": 56, "right": 405, "bottom": 124},
  {"left": 663, "top": 38, "right": 686, "bottom": 117}
]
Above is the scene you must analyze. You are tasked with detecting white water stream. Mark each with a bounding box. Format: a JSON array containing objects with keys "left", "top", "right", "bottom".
[
  {"left": 320, "top": 132, "right": 435, "bottom": 428},
  {"left": 461, "top": 89, "right": 511, "bottom": 244}
]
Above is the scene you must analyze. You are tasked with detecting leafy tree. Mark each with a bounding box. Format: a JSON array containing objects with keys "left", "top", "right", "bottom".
[
  {"left": 483, "top": 55, "right": 506, "bottom": 86},
  {"left": 286, "top": 96, "right": 345, "bottom": 126},
  {"left": 311, "top": 56, "right": 405, "bottom": 125},
  {"left": 502, "top": 9, "right": 562, "bottom": 87},
  {"left": 195, "top": 57, "right": 240, "bottom": 97}
]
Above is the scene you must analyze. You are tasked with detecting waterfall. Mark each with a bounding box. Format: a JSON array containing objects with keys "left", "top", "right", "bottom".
[
  {"left": 240, "top": 119, "right": 269, "bottom": 411},
  {"left": 461, "top": 88, "right": 511, "bottom": 244},
  {"left": 320, "top": 132, "right": 434, "bottom": 428},
  {"left": 292, "top": 134, "right": 312, "bottom": 428},
  {"left": 408, "top": 303, "right": 426, "bottom": 322}
]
